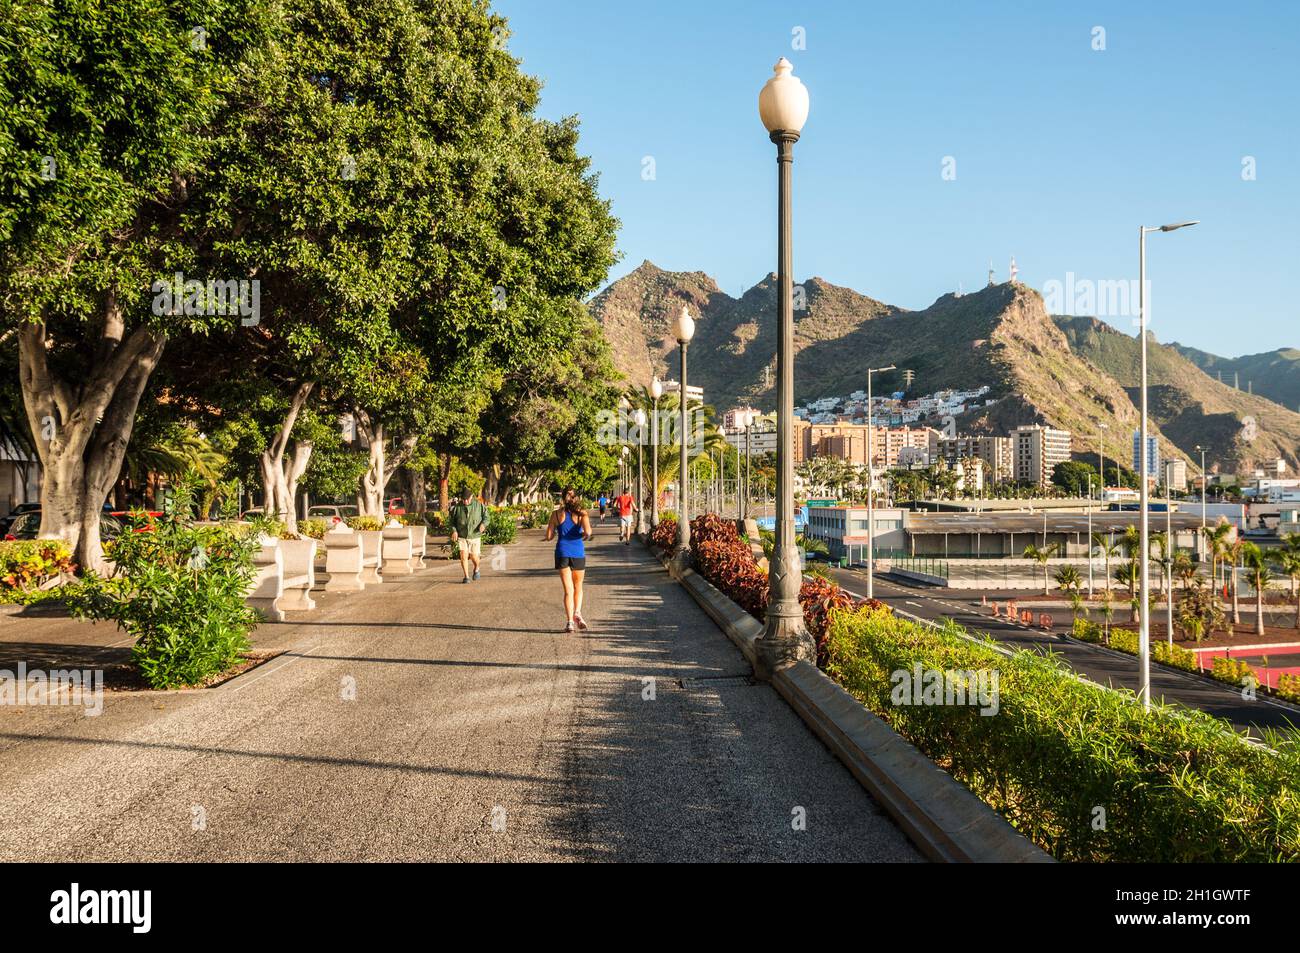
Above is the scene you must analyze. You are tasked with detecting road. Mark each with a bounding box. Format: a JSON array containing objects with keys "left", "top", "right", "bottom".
[
  {"left": 0, "top": 528, "right": 920, "bottom": 862},
  {"left": 822, "top": 565, "right": 1300, "bottom": 738}
]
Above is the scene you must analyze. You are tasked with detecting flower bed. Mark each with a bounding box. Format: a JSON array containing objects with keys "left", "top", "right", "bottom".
[
  {"left": 656, "top": 513, "right": 880, "bottom": 662},
  {"left": 0, "top": 540, "right": 76, "bottom": 603}
]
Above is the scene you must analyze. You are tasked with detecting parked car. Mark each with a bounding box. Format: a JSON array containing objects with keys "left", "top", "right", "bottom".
[
  {"left": 4, "top": 511, "right": 126, "bottom": 542},
  {"left": 306, "top": 504, "right": 359, "bottom": 525},
  {"left": 0, "top": 502, "right": 40, "bottom": 537},
  {"left": 385, "top": 497, "right": 406, "bottom": 516},
  {"left": 240, "top": 507, "right": 265, "bottom": 521}
]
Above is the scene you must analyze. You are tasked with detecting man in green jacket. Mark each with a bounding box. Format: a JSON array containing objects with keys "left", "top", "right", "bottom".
[{"left": 449, "top": 488, "right": 488, "bottom": 583}]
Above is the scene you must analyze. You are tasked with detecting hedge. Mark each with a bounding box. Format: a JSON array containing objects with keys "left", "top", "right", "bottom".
[{"left": 825, "top": 605, "right": 1300, "bottom": 862}]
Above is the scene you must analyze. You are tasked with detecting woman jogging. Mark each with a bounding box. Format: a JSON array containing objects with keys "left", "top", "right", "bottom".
[{"left": 545, "top": 487, "right": 593, "bottom": 632}]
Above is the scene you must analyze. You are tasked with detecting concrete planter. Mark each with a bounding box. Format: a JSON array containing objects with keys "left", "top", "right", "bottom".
[
  {"left": 357, "top": 530, "right": 384, "bottom": 585},
  {"left": 247, "top": 535, "right": 284, "bottom": 622},
  {"left": 278, "top": 538, "right": 318, "bottom": 611},
  {"left": 408, "top": 525, "right": 427, "bottom": 570},
  {"left": 323, "top": 524, "right": 364, "bottom": 592},
  {"left": 381, "top": 521, "right": 414, "bottom": 576}
]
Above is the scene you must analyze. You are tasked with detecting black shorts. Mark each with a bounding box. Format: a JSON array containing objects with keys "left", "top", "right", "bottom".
[{"left": 555, "top": 556, "right": 587, "bottom": 570}]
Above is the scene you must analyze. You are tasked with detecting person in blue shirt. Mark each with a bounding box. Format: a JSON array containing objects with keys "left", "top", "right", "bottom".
[
  {"left": 545, "top": 487, "right": 593, "bottom": 633},
  {"left": 597, "top": 492, "right": 609, "bottom": 521}
]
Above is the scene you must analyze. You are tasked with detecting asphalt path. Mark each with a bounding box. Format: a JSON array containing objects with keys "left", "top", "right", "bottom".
[{"left": 0, "top": 527, "right": 920, "bottom": 862}]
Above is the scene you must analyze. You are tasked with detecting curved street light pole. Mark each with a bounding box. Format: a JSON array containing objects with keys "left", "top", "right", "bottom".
[
  {"left": 754, "top": 58, "right": 814, "bottom": 677},
  {"left": 651, "top": 378, "right": 662, "bottom": 528},
  {"left": 1138, "top": 219, "right": 1198, "bottom": 709},
  {"left": 865, "top": 363, "right": 895, "bottom": 599}
]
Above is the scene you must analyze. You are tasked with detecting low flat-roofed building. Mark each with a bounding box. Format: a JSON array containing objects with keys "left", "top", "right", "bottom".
[{"left": 804, "top": 505, "right": 907, "bottom": 560}]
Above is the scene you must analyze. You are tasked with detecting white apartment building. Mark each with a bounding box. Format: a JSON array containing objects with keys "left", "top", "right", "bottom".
[{"left": 1013, "top": 425, "right": 1072, "bottom": 487}]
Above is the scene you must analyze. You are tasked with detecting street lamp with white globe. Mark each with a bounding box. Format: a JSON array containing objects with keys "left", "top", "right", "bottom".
[
  {"left": 650, "top": 377, "right": 663, "bottom": 528},
  {"left": 754, "top": 57, "right": 814, "bottom": 678},
  {"left": 670, "top": 305, "right": 695, "bottom": 568},
  {"left": 633, "top": 406, "right": 647, "bottom": 537}
]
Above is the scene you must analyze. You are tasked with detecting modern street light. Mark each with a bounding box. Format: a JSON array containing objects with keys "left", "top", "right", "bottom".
[
  {"left": 1087, "top": 476, "right": 1095, "bottom": 597},
  {"left": 1138, "top": 219, "right": 1198, "bottom": 708},
  {"left": 865, "top": 363, "right": 896, "bottom": 600},
  {"left": 754, "top": 57, "right": 814, "bottom": 677},
  {"left": 1097, "top": 422, "right": 1109, "bottom": 501},
  {"left": 1166, "top": 480, "right": 1174, "bottom": 647},
  {"left": 633, "top": 407, "right": 647, "bottom": 537},
  {"left": 1195, "top": 444, "right": 1207, "bottom": 557},
  {"left": 748, "top": 405, "right": 759, "bottom": 517},
  {"left": 670, "top": 305, "right": 695, "bottom": 568},
  {"left": 650, "top": 377, "right": 663, "bottom": 528}
]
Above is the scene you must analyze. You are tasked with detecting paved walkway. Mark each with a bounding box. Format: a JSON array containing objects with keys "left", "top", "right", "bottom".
[{"left": 0, "top": 526, "right": 920, "bottom": 862}]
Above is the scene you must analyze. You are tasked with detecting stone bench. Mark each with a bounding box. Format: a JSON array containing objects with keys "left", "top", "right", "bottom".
[
  {"left": 247, "top": 536, "right": 285, "bottom": 622},
  {"left": 278, "top": 538, "right": 318, "bottom": 611},
  {"left": 324, "top": 524, "right": 364, "bottom": 591},
  {"left": 381, "top": 520, "right": 414, "bottom": 576}
]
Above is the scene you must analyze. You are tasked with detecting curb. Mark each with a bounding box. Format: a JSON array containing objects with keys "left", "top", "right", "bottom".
[{"left": 651, "top": 542, "right": 1052, "bottom": 863}]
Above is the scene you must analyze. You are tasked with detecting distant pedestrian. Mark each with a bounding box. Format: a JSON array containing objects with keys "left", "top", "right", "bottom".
[
  {"left": 449, "top": 488, "right": 488, "bottom": 583},
  {"left": 598, "top": 492, "right": 609, "bottom": 521},
  {"left": 546, "top": 486, "right": 593, "bottom": 632},
  {"left": 614, "top": 487, "right": 637, "bottom": 544}
]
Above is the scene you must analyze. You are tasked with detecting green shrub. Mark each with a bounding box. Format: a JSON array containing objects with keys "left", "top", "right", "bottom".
[
  {"left": 1211, "top": 656, "right": 1256, "bottom": 688},
  {"left": 521, "top": 504, "right": 552, "bottom": 529},
  {"left": 1153, "top": 640, "right": 1198, "bottom": 672},
  {"left": 345, "top": 515, "right": 384, "bottom": 532},
  {"left": 69, "top": 477, "right": 260, "bottom": 689},
  {"left": 825, "top": 605, "right": 1300, "bottom": 862},
  {"left": 1278, "top": 673, "right": 1300, "bottom": 704},
  {"left": 1071, "top": 617, "right": 1102, "bottom": 643},
  {"left": 483, "top": 508, "right": 517, "bottom": 545},
  {"left": 1109, "top": 627, "right": 1139, "bottom": 654}
]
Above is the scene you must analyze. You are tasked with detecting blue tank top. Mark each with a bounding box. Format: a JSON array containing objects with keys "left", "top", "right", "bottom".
[{"left": 555, "top": 510, "right": 585, "bottom": 558}]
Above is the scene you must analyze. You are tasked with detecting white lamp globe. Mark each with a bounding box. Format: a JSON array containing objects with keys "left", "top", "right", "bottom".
[
  {"left": 650, "top": 377, "right": 663, "bottom": 400},
  {"left": 758, "top": 58, "right": 809, "bottom": 135},
  {"left": 633, "top": 408, "right": 647, "bottom": 427},
  {"left": 670, "top": 305, "right": 695, "bottom": 344}
]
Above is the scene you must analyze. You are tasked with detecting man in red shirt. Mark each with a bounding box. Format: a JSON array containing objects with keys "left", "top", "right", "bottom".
[{"left": 614, "top": 487, "right": 637, "bottom": 544}]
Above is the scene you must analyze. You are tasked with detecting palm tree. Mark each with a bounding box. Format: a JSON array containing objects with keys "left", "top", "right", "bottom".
[
  {"left": 1227, "top": 536, "right": 1247, "bottom": 626},
  {"left": 1266, "top": 533, "right": 1300, "bottom": 629},
  {"left": 1172, "top": 550, "right": 1197, "bottom": 591},
  {"left": 1023, "top": 541, "right": 1060, "bottom": 595},
  {"left": 1099, "top": 588, "right": 1115, "bottom": 644},
  {"left": 1268, "top": 543, "right": 1300, "bottom": 630},
  {"left": 1055, "top": 563, "right": 1082, "bottom": 596},
  {"left": 1114, "top": 559, "right": 1140, "bottom": 622},
  {"left": 1241, "top": 542, "right": 1273, "bottom": 636},
  {"left": 1202, "top": 519, "right": 1233, "bottom": 593},
  {"left": 1092, "top": 532, "right": 1119, "bottom": 592}
]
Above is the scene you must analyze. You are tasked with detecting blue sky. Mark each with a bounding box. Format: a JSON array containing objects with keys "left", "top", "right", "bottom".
[{"left": 495, "top": 0, "right": 1299, "bottom": 357}]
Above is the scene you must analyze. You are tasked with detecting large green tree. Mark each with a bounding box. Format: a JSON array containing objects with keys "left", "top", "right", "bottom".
[{"left": 1, "top": 0, "right": 266, "bottom": 569}]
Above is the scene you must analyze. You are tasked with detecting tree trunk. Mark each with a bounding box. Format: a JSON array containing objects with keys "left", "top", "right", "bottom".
[
  {"left": 1232, "top": 563, "right": 1241, "bottom": 625},
  {"left": 18, "top": 305, "right": 165, "bottom": 574},
  {"left": 257, "top": 381, "right": 314, "bottom": 533},
  {"left": 1257, "top": 586, "right": 1265, "bottom": 636},
  {"left": 354, "top": 410, "right": 418, "bottom": 518},
  {"left": 437, "top": 451, "right": 451, "bottom": 511}
]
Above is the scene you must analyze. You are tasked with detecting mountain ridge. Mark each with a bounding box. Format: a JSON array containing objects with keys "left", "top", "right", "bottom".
[{"left": 588, "top": 261, "right": 1300, "bottom": 475}]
